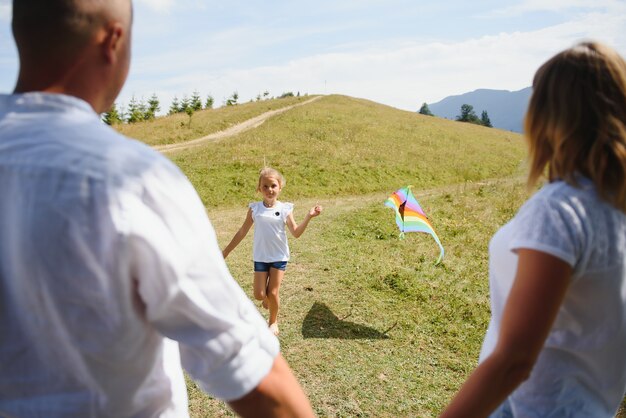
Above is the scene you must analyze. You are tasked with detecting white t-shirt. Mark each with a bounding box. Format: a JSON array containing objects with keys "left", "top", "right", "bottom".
[
  {"left": 480, "top": 178, "right": 626, "bottom": 417},
  {"left": 0, "top": 93, "right": 280, "bottom": 417},
  {"left": 249, "top": 201, "right": 293, "bottom": 263}
]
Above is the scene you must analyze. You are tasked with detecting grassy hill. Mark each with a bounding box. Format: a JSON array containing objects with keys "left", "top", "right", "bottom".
[
  {"left": 115, "top": 95, "right": 313, "bottom": 146},
  {"left": 163, "top": 95, "right": 526, "bottom": 209},
  {"left": 116, "top": 95, "right": 530, "bottom": 416}
]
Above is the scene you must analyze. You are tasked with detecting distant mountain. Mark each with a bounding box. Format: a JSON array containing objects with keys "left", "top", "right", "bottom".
[{"left": 427, "top": 87, "right": 532, "bottom": 133}]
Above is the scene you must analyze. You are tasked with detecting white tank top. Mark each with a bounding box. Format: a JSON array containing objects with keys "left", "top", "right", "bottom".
[{"left": 249, "top": 201, "right": 293, "bottom": 262}]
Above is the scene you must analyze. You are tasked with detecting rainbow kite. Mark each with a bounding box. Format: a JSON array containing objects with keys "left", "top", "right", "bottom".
[{"left": 385, "top": 185, "right": 444, "bottom": 264}]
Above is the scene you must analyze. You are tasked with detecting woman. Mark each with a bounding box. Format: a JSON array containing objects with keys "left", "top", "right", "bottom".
[{"left": 442, "top": 41, "right": 626, "bottom": 417}]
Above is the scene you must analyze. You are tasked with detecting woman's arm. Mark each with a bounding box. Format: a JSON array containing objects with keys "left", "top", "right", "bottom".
[
  {"left": 440, "top": 249, "right": 572, "bottom": 418},
  {"left": 286, "top": 205, "right": 322, "bottom": 238},
  {"left": 222, "top": 208, "right": 254, "bottom": 259}
]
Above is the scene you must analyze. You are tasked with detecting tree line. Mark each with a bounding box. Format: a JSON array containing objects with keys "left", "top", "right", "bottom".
[
  {"left": 102, "top": 90, "right": 214, "bottom": 125},
  {"left": 102, "top": 90, "right": 303, "bottom": 126},
  {"left": 418, "top": 102, "right": 492, "bottom": 128}
]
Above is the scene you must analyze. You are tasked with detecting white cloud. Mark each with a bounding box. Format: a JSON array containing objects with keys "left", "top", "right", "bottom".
[
  {"left": 133, "top": 0, "right": 206, "bottom": 14},
  {"left": 488, "top": 0, "right": 625, "bottom": 16},
  {"left": 118, "top": 7, "right": 626, "bottom": 114},
  {"left": 133, "top": 0, "right": 174, "bottom": 13},
  {"left": 0, "top": 2, "right": 11, "bottom": 22}
]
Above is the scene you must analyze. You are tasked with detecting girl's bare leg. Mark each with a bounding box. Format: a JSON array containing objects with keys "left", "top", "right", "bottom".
[
  {"left": 267, "top": 267, "right": 285, "bottom": 335},
  {"left": 253, "top": 271, "right": 270, "bottom": 309}
]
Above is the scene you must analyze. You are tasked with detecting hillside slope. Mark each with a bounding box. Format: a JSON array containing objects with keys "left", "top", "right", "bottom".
[
  {"left": 159, "top": 95, "right": 527, "bottom": 208},
  {"left": 114, "top": 95, "right": 315, "bottom": 146}
]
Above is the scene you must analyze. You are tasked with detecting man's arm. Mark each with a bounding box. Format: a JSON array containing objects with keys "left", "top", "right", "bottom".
[
  {"left": 228, "top": 354, "right": 315, "bottom": 418},
  {"left": 128, "top": 160, "right": 313, "bottom": 413}
]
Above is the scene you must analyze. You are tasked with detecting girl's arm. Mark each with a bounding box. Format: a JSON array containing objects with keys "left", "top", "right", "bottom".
[
  {"left": 222, "top": 208, "right": 254, "bottom": 259},
  {"left": 286, "top": 205, "right": 322, "bottom": 238},
  {"left": 440, "top": 249, "right": 572, "bottom": 418}
]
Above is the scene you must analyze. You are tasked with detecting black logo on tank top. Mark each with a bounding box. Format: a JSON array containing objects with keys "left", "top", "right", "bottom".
[{"left": 275, "top": 212, "right": 280, "bottom": 216}]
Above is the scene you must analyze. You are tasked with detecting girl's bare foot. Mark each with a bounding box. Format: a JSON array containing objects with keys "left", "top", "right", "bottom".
[
  {"left": 269, "top": 322, "right": 279, "bottom": 336},
  {"left": 262, "top": 298, "right": 269, "bottom": 309}
]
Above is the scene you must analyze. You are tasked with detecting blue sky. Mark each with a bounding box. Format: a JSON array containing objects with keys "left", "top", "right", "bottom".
[{"left": 1, "top": 0, "right": 625, "bottom": 114}]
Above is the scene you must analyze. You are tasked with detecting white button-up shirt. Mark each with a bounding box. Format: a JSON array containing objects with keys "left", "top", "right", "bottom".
[{"left": 0, "top": 93, "right": 279, "bottom": 417}]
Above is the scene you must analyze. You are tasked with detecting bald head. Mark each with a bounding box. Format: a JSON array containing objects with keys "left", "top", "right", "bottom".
[
  {"left": 12, "top": 0, "right": 133, "bottom": 112},
  {"left": 12, "top": 0, "right": 131, "bottom": 65}
]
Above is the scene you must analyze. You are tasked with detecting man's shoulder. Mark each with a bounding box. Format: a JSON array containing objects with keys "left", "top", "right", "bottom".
[
  {"left": 60, "top": 120, "right": 175, "bottom": 180},
  {"left": 42, "top": 120, "right": 184, "bottom": 193},
  {"left": 101, "top": 129, "right": 186, "bottom": 187},
  {"left": 99, "top": 125, "right": 169, "bottom": 165},
  {"left": 1, "top": 92, "right": 174, "bottom": 174}
]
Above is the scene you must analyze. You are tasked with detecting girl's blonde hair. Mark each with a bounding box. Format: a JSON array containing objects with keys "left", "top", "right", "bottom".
[
  {"left": 258, "top": 167, "right": 286, "bottom": 189},
  {"left": 525, "top": 41, "right": 626, "bottom": 212}
]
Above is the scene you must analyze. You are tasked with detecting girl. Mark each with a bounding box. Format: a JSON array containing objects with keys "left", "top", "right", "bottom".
[
  {"left": 222, "top": 167, "right": 322, "bottom": 336},
  {"left": 442, "top": 42, "right": 626, "bottom": 417}
]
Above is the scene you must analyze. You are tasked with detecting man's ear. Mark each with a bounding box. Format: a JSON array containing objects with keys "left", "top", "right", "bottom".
[{"left": 101, "top": 23, "right": 124, "bottom": 64}]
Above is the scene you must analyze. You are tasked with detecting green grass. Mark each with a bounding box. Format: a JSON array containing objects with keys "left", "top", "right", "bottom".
[
  {"left": 116, "top": 95, "right": 531, "bottom": 416},
  {"left": 201, "top": 180, "right": 529, "bottom": 417},
  {"left": 166, "top": 95, "right": 526, "bottom": 209}
]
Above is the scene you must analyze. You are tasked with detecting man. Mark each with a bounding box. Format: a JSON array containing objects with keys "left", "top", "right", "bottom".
[{"left": 0, "top": 1, "right": 314, "bottom": 417}]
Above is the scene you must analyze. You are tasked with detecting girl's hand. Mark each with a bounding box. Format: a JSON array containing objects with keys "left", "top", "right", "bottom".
[{"left": 309, "top": 205, "right": 323, "bottom": 217}]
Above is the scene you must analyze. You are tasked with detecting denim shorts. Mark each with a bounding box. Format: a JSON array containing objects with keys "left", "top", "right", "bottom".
[{"left": 253, "top": 261, "right": 288, "bottom": 272}]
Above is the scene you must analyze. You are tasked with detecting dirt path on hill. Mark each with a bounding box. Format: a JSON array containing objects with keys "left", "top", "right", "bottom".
[{"left": 154, "top": 96, "right": 322, "bottom": 154}]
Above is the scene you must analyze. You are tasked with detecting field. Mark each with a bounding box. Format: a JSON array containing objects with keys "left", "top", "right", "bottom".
[
  {"left": 119, "top": 95, "right": 535, "bottom": 416},
  {"left": 196, "top": 180, "right": 528, "bottom": 417}
]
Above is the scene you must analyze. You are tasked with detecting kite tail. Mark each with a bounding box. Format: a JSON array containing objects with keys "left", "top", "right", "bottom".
[
  {"left": 434, "top": 237, "right": 445, "bottom": 265},
  {"left": 399, "top": 232, "right": 406, "bottom": 240}
]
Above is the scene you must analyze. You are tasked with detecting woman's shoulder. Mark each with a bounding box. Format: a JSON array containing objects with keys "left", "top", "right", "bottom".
[
  {"left": 514, "top": 178, "right": 626, "bottom": 274},
  {"left": 515, "top": 177, "right": 619, "bottom": 241},
  {"left": 527, "top": 178, "right": 606, "bottom": 213}
]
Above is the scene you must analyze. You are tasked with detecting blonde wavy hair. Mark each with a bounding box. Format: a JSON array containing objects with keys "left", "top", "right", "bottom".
[
  {"left": 258, "top": 167, "right": 286, "bottom": 189},
  {"left": 525, "top": 41, "right": 626, "bottom": 212}
]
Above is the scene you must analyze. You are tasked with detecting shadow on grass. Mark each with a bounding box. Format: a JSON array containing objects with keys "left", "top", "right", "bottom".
[{"left": 302, "top": 302, "right": 391, "bottom": 339}]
